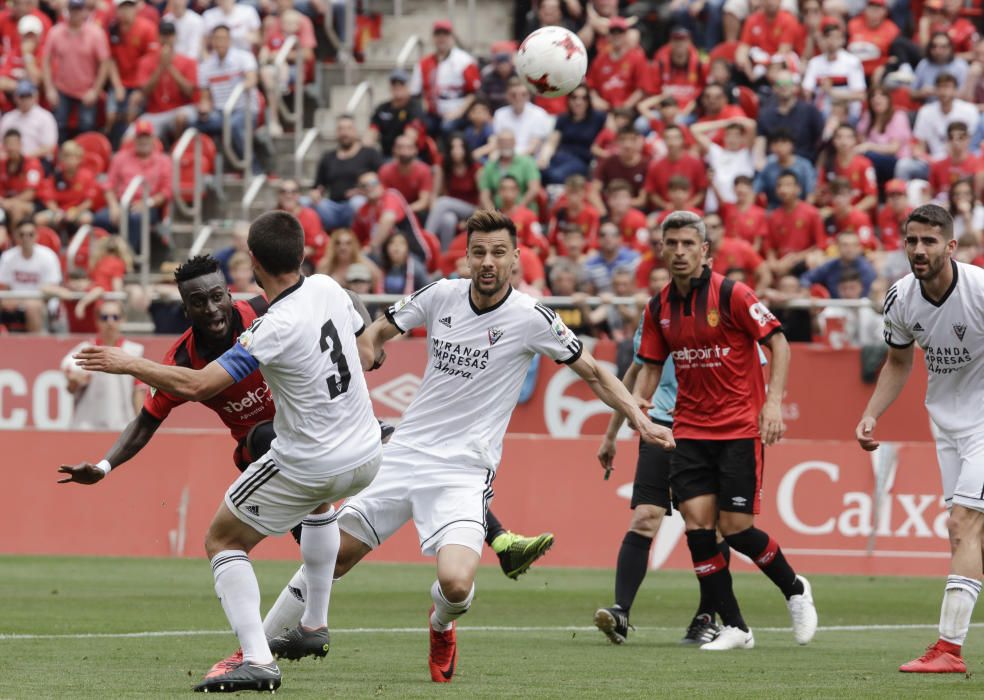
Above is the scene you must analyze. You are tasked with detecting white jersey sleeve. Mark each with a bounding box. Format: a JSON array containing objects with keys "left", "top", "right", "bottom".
[
  {"left": 237, "top": 315, "right": 283, "bottom": 366},
  {"left": 526, "top": 302, "right": 584, "bottom": 364},
  {"left": 385, "top": 280, "right": 444, "bottom": 333},
  {"left": 882, "top": 279, "right": 914, "bottom": 349}
]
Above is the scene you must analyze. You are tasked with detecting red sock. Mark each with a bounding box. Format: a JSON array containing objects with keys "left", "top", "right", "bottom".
[{"left": 937, "top": 639, "right": 962, "bottom": 656}]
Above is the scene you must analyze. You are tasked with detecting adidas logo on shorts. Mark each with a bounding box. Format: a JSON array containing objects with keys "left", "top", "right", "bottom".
[{"left": 244, "top": 504, "right": 260, "bottom": 516}]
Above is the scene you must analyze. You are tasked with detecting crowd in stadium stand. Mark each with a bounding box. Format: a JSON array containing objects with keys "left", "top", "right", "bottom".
[{"left": 0, "top": 0, "right": 982, "bottom": 349}]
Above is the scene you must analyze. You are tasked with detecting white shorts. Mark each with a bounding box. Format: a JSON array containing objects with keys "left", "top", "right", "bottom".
[
  {"left": 935, "top": 428, "right": 984, "bottom": 512},
  {"left": 338, "top": 443, "right": 494, "bottom": 557},
  {"left": 225, "top": 453, "right": 382, "bottom": 536}
]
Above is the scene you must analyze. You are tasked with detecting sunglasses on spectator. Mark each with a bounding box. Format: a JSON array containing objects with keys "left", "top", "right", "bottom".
[{"left": 99, "top": 314, "right": 121, "bottom": 321}]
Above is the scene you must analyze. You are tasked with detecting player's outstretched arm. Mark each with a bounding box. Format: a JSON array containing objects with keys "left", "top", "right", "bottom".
[
  {"left": 856, "top": 345, "right": 914, "bottom": 452},
  {"left": 74, "top": 346, "right": 235, "bottom": 401},
  {"left": 360, "top": 316, "right": 403, "bottom": 371},
  {"left": 57, "top": 411, "right": 163, "bottom": 484},
  {"left": 598, "top": 362, "right": 642, "bottom": 476},
  {"left": 570, "top": 350, "right": 674, "bottom": 450}
]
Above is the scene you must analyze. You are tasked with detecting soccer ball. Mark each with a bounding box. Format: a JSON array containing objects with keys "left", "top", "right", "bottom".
[{"left": 516, "top": 27, "right": 588, "bottom": 98}]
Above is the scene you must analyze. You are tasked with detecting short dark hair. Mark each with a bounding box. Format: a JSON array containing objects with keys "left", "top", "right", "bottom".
[
  {"left": 904, "top": 203, "right": 954, "bottom": 241},
  {"left": 174, "top": 254, "right": 221, "bottom": 284},
  {"left": 777, "top": 169, "right": 801, "bottom": 186},
  {"left": 830, "top": 177, "right": 852, "bottom": 196},
  {"left": 947, "top": 121, "right": 969, "bottom": 137},
  {"left": 211, "top": 23, "right": 230, "bottom": 35},
  {"left": 248, "top": 211, "right": 305, "bottom": 275},
  {"left": 498, "top": 174, "right": 520, "bottom": 189},
  {"left": 838, "top": 268, "right": 862, "bottom": 285},
  {"left": 606, "top": 178, "right": 632, "bottom": 196},
  {"left": 733, "top": 174, "right": 754, "bottom": 188},
  {"left": 3, "top": 128, "right": 20, "bottom": 141},
  {"left": 15, "top": 219, "right": 34, "bottom": 234},
  {"left": 935, "top": 71, "right": 958, "bottom": 87},
  {"left": 668, "top": 175, "right": 691, "bottom": 191},
  {"left": 617, "top": 125, "right": 640, "bottom": 139},
  {"left": 769, "top": 128, "right": 794, "bottom": 145},
  {"left": 465, "top": 209, "right": 517, "bottom": 245}
]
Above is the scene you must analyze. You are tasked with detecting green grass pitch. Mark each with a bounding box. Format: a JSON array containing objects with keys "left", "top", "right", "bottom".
[{"left": 0, "top": 555, "right": 981, "bottom": 698}]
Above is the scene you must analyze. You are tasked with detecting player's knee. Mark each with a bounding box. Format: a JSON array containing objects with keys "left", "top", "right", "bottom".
[
  {"left": 947, "top": 507, "right": 984, "bottom": 547},
  {"left": 438, "top": 577, "right": 473, "bottom": 603},
  {"left": 629, "top": 505, "right": 665, "bottom": 538},
  {"left": 718, "top": 512, "right": 753, "bottom": 537}
]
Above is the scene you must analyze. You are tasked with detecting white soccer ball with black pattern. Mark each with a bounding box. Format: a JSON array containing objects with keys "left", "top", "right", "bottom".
[{"left": 516, "top": 26, "right": 588, "bottom": 98}]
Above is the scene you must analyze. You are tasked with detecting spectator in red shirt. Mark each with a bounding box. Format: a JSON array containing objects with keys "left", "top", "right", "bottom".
[
  {"left": 653, "top": 176, "right": 705, "bottom": 225},
  {"left": 351, "top": 170, "right": 428, "bottom": 262},
  {"left": 92, "top": 120, "right": 173, "bottom": 254},
  {"left": 826, "top": 177, "right": 877, "bottom": 250},
  {"left": 105, "top": 0, "right": 160, "bottom": 146},
  {"left": 645, "top": 124, "right": 707, "bottom": 211},
  {"left": 129, "top": 21, "right": 197, "bottom": 140},
  {"left": 606, "top": 178, "right": 649, "bottom": 251},
  {"left": 736, "top": 0, "right": 803, "bottom": 80},
  {"left": 425, "top": 133, "right": 480, "bottom": 248},
  {"left": 722, "top": 175, "right": 767, "bottom": 251},
  {"left": 0, "top": 129, "right": 42, "bottom": 227},
  {"left": 259, "top": 9, "right": 314, "bottom": 137},
  {"left": 920, "top": 0, "right": 980, "bottom": 56},
  {"left": 766, "top": 170, "right": 826, "bottom": 276},
  {"left": 498, "top": 174, "right": 548, "bottom": 258},
  {"left": 586, "top": 16, "right": 648, "bottom": 112},
  {"left": 634, "top": 221, "right": 664, "bottom": 288},
  {"left": 276, "top": 178, "right": 326, "bottom": 268},
  {"left": 0, "top": 0, "right": 50, "bottom": 64},
  {"left": 818, "top": 124, "right": 878, "bottom": 214},
  {"left": 0, "top": 13, "right": 46, "bottom": 98},
  {"left": 847, "top": 0, "right": 899, "bottom": 78},
  {"left": 590, "top": 126, "right": 650, "bottom": 213},
  {"left": 411, "top": 20, "right": 481, "bottom": 135},
  {"left": 378, "top": 133, "right": 434, "bottom": 217},
  {"left": 694, "top": 83, "right": 746, "bottom": 144},
  {"left": 638, "top": 95, "right": 697, "bottom": 150},
  {"left": 705, "top": 211, "right": 772, "bottom": 291},
  {"left": 647, "top": 27, "right": 706, "bottom": 116},
  {"left": 929, "top": 121, "right": 983, "bottom": 198},
  {"left": 876, "top": 179, "right": 911, "bottom": 251},
  {"left": 42, "top": 0, "right": 112, "bottom": 140},
  {"left": 549, "top": 174, "right": 601, "bottom": 254},
  {"left": 35, "top": 140, "right": 99, "bottom": 237}
]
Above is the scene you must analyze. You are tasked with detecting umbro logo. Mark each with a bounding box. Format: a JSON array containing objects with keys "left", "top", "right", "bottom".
[
  {"left": 244, "top": 504, "right": 260, "bottom": 516},
  {"left": 913, "top": 322, "right": 924, "bottom": 332},
  {"left": 439, "top": 316, "right": 452, "bottom": 328},
  {"left": 954, "top": 323, "right": 967, "bottom": 341}
]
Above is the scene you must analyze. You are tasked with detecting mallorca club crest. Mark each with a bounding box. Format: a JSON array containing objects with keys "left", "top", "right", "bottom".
[
  {"left": 954, "top": 323, "right": 967, "bottom": 341},
  {"left": 707, "top": 308, "right": 720, "bottom": 328},
  {"left": 488, "top": 327, "right": 504, "bottom": 346}
]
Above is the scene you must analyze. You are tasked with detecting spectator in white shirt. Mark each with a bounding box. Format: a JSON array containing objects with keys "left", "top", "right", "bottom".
[
  {"left": 164, "top": 0, "right": 206, "bottom": 60},
  {"left": 0, "top": 220, "right": 63, "bottom": 332},
  {"left": 202, "top": 0, "right": 260, "bottom": 53},
  {"left": 492, "top": 77, "right": 554, "bottom": 157},
  {"left": 801, "top": 22, "right": 867, "bottom": 120},
  {"left": 0, "top": 80, "right": 58, "bottom": 163},
  {"left": 898, "top": 72, "right": 979, "bottom": 180},
  {"left": 195, "top": 24, "right": 259, "bottom": 172},
  {"left": 692, "top": 116, "right": 757, "bottom": 212}
]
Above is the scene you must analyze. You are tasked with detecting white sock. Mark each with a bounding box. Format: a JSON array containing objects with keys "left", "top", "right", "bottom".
[
  {"left": 211, "top": 550, "right": 273, "bottom": 665},
  {"left": 939, "top": 575, "right": 981, "bottom": 646},
  {"left": 262, "top": 566, "right": 308, "bottom": 640},
  {"left": 430, "top": 579, "right": 474, "bottom": 632},
  {"left": 299, "top": 509, "right": 341, "bottom": 630}
]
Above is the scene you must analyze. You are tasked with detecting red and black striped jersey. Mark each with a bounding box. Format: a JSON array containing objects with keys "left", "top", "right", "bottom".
[{"left": 637, "top": 266, "right": 782, "bottom": 440}]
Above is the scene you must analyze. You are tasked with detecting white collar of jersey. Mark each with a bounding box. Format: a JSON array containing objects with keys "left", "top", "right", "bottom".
[
  {"left": 919, "top": 259, "right": 959, "bottom": 308},
  {"left": 468, "top": 283, "right": 513, "bottom": 316},
  {"left": 269, "top": 275, "right": 305, "bottom": 307}
]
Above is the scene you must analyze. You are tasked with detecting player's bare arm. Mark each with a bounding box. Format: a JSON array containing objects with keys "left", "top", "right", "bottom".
[
  {"left": 74, "top": 345, "right": 234, "bottom": 402},
  {"left": 570, "top": 350, "right": 673, "bottom": 450},
  {"left": 57, "top": 410, "right": 163, "bottom": 485},
  {"left": 759, "top": 331, "right": 790, "bottom": 447},
  {"left": 597, "top": 362, "right": 641, "bottom": 474},
  {"left": 360, "top": 315, "right": 403, "bottom": 370},
  {"left": 856, "top": 344, "right": 915, "bottom": 452},
  {"left": 633, "top": 362, "right": 663, "bottom": 416}
]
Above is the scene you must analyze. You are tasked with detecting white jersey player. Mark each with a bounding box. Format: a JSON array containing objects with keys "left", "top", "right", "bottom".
[
  {"left": 857, "top": 204, "right": 984, "bottom": 675},
  {"left": 72, "top": 212, "right": 383, "bottom": 693},
  {"left": 254, "top": 209, "right": 675, "bottom": 684}
]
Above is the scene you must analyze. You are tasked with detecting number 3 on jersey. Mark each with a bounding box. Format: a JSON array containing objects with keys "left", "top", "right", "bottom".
[{"left": 319, "top": 320, "right": 351, "bottom": 398}]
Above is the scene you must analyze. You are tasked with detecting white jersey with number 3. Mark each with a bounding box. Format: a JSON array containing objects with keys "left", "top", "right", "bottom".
[
  {"left": 883, "top": 260, "right": 984, "bottom": 436},
  {"left": 385, "top": 278, "right": 583, "bottom": 471},
  {"left": 222, "top": 274, "right": 381, "bottom": 477}
]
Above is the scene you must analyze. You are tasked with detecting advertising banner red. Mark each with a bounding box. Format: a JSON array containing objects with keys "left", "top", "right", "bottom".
[
  {"left": 0, "top": 336, "right": 932, "bottom": 441},
  {"left": 5, "top": 431, "right": 948, "bottom": 577}
]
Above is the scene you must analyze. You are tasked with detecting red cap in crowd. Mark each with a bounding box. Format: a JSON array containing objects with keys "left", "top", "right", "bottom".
[
  {"left": 867, "top": 0, "right": 887, "bottom": 7},
  {"left": 885, "top": 179, "right": 907, "bottom": 195},
  {"left": 134, "top": 121, "right": 154, "bottom": 137},
  {"left": 433, "top": 19, "right": 453, "bottom": 33}
]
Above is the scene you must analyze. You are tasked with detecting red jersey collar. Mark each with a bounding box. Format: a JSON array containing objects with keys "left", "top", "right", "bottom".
[{"left": 668, "top": 264, "right": 711, "bottom": 300}]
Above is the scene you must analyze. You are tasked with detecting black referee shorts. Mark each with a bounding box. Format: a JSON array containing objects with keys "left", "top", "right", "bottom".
[
  {"left": 669, "top": 437, "right": 764, "bottom": 515},
  {"left": 631, "top": 418, "right": 673, "bottom": 512}
]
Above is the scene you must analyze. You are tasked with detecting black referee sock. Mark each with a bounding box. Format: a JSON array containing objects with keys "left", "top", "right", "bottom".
[
  {"left": 485, "top": 509, "right": 507, "bottom": 548},
  {"left": 696, "top": 538, "right": 732, "bottom": 618},
  {"left": 725, "top": 527, "right": 804, "bottom": 600},
  {"left": 686, "top": 529, "right": 747, "bottom": 631},
  {"left": 614, "top": 531, "right": 653, "bottom": 613}
]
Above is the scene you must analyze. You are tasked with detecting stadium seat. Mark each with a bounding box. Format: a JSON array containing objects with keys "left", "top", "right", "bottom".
[{"left": 74, "top": 132, "right": 113, "bottom": 175}]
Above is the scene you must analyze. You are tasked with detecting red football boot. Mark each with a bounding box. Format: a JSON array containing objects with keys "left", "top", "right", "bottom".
[
  {"left": 428, "top": 606, "right": 458, "bottom": 683},
  {"left": 899, "top": 641, "right": 967, "bottom": 673},
  {"left": 204, "top": 648, "right": 243, "bottom": 679}
]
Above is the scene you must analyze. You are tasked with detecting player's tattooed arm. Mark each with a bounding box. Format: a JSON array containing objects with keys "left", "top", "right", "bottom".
[
  {"left": 57, "top": 411, "right": 163, "bottom": 484},
  {"left": 73, "top": 346, "right": 235, "bottom": 401},
  {"left": 570, "top": 349, "right": 674, "bottom": 450}
]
